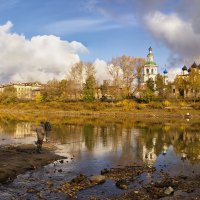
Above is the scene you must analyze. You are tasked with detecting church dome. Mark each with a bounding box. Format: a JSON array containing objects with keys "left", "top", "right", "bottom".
[
  {"left": 191, "top": 62, "right": 197, "bottom": 68},
  {"left": 163, "top": 69, "right": 168, "bottom": 74},
  {"left": 149, "top": 47, "right": 152, "bottom": 51},
  {"left": 182, "top": 65, "right": 187, "bottom": 71}
]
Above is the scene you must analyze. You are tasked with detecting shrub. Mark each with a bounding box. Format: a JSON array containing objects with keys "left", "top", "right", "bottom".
[
  {"left": 136, "top": 103, "right": 146, "bottom": 110},
  {"left": 148, "top": 102, "right": 163, "bottom": 109},
  {"left": 140, "top": 89, "right": 155, "bottom": 103},
  {"left": 179, "top": 101, "right": 187, "bottom": 107},
  {"left": 162, "top": 100, "right": 171, "bottom": 107},
  {"left": 121, "top": 100, "right": 135, "bottom": 111},
  {"left": 192, "top": 102, "right": 200, "bottom": 110}
]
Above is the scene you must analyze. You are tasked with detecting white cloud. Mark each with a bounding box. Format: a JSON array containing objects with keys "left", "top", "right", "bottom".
[
  {"left": 0, "top": 21, "right": 88, "bottom": 83},
  {"left": 145, "top": 11, "right": 200, "bottom": 58},
  {"left": 168, "top": 67, "right": 181, "bottom": 82},
  {"left": 93, "top": 58, "right": 110, "bottom": 84}
]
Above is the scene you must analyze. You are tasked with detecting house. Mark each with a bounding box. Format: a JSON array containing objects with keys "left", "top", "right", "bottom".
[{"left": 0, "top": 82, "right": 44, "bottom": 100}]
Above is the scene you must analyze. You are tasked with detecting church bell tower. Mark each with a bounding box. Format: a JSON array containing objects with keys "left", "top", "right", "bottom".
[{"left": 142, "top": 47, "right": 158, "bottom": 84}]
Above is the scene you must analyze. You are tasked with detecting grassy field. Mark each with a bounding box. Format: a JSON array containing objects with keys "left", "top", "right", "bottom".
[{"left": 0, "top": 100, "right": 199, "bottom": 124}]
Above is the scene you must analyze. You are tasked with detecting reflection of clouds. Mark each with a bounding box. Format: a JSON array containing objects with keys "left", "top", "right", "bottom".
[{"left": 54, "top": 124, "right": 140, "bottom": 163}]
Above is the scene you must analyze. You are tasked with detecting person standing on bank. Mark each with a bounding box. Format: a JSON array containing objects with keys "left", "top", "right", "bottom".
[
  {"left": 36, "top": 122, "right": 45, "bottom": 153},
  {"left": 44, "top": 121, "right": 52, "bottom": 142}
]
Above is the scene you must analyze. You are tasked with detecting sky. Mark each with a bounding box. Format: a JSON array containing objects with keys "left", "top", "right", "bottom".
[{"left": 0, "top": 0, "right": 199, "bottom": 83}]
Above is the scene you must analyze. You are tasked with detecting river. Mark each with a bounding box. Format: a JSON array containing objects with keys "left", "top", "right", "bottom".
[{"left": 0, "top": 117, "right": 200, "bottom": 199}]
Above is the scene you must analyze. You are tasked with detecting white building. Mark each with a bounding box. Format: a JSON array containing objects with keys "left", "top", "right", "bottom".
[{"left": 142, "top": 47, "right": 158, "bottom": 84}]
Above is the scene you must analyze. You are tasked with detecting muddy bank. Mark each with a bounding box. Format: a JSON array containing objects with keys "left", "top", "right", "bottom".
[{"left": 0, "top": 144, "right": 65, "bottom": 183}]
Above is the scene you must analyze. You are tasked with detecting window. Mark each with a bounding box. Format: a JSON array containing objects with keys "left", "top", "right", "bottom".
[
  {"left": 151, "top": 69, "right": 154, "bottom": 74},
  {"left": 146, "top": 69, "right": 149, "bottom": 74}
]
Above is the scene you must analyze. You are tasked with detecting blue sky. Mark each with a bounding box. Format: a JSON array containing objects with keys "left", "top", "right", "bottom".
[
  {"left": 0, "top": 0, "right": 199, "bottom": 82},
  {"left": 0, "top": 0, "right": 168, "bottom": 67}
]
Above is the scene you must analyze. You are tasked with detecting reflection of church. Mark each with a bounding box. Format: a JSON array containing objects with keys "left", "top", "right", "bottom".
[{"left": 142, "top": 137, "right": 157, "bottom": 165}]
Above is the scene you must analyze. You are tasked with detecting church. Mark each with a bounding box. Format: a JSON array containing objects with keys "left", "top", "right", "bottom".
[{"left": 142, "top": 47, "right": 158, "bottom": 84}]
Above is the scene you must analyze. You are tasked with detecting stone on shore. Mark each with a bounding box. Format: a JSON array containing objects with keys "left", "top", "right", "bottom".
[{"left": 89, "top": 175, "right": 106, "bottom": 184}]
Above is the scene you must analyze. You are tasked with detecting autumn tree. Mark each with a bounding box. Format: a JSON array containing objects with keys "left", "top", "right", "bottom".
[
  {"left": 0, "top": 86, "right": 18, "bottom": 103},
  {"left": 146, "top": 78, "right": 155, "bottom": 92},
  {"left": 42, "top": 79, "right": 62, "bottom": 101},
  {"left": 84, "top": 62, "right": 96, "bottom": 78},
  {"left": 110, "top": 56, "right": 145, "bottom": 97},
  {"left": 188, "top": 68, "right": 200, "bottom": 102},
  {"left": 83, "top": 75, "right": 96, "bottom": 102},
  {"left": 68, "top": 62, "right": 84, "bottom": 100},
  {"left": 155, "top": 74, "right": 165, "bottom": 99},
  {"left": 174, "top": 75, "right": 188, "bottom": 98}
]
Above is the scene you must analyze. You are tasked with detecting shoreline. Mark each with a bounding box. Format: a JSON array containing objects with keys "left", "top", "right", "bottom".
[
  {"left": 0, "top": 107, "right": 199, "bottom": 120},
  {"left": 0, "top": 143, "right": 65, "bottom": 184}
]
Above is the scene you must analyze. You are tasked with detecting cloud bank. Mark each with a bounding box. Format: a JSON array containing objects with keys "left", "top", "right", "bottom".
[
  {"left": 86, "top": 0, "right": 200, "bottom": 68},
  {"left": 0, "top": 21, "right": 88, "bottom": 83}
]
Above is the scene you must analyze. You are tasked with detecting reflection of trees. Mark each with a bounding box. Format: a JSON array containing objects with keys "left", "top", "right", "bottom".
[
  {"left": 83, "top": 124, "right": 95, "bottom": 151},
  {"left": 173, "top": 131, "right": 200, "bottom": 164},
  {"left": 136, "top": 121, "right": 200, "bottom": 164},
  {"left": 0, "top": 119, "right": 17, "bottom": 136}
]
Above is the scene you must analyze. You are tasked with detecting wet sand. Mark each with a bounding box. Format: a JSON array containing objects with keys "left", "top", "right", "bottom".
[{"left": 0, "top": 143, "right": 65, "bottom": 183}]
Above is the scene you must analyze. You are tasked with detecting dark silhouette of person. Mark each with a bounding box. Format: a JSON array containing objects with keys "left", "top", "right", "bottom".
[
  {"left": 44, "top": 121, "right": 52, "bottom": 142},
  {"left": 36, "top": 122, "right": 45, "bottom": 153}
]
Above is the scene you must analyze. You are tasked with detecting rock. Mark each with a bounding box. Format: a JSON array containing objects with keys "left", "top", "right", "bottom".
[
  {"left": 90, "top": 175, "right": 106, "bottom": 184},
  {"left": 116, "top": 180, "right": 129, "bottom": 190},
  {"left": 58, "top": 169, "right": 62, "bottom": 173},
  {"left": 71, "top": 174, "right": 87, "bottom": 183},
  {"left": 47, "top": 180, "right": 53, "bottom": 188},
  {"left": 101, "top": 168, "right": 109, "bottom": 175},
  {"left": 164, "top": 186, "right": 174, "bottom": 195},
  {"left": 59, "top": 160, "right": 64, "bottom": 164}
]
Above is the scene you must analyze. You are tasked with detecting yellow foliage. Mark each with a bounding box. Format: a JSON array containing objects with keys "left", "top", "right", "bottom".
[
  {"left": 162, "top": 100, "right": 171, "bottom": 107},
  {"left": 179, "top": 101, "right": 187, "bottom": 107}
]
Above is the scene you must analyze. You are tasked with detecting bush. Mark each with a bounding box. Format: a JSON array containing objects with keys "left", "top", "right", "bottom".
[
  {"left": 139, "top": 89, "right": 155, "bottom": 103},
  {"left": 192, "top": 103, "right": 200, "bottom": 110},
  {"left": 148, "top": 102, "right": 163, "bottom": 109},
  {"left": 162, "top": 100, "right": 171, "bottom": 107},
  {"left": 179, "top": 101, "right": 187, "bottom": 107},
  {"left": 136, "top": 103, "right": 146, "bottom": 110}
]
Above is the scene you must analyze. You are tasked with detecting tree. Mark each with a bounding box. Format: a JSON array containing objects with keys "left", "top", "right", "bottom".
[
  {"left": 84, "top": 62, "right": 96, "bottom": 78},
  {"left": 0, "top": 86, "right": 18, "bottom": 103},
  {"left": 83, "top": 75, "right": 96, "bottom": 102},
  {"left": 68, "top": 62, "right": 84, "bottom": 100},
  {"left": 188, "top": 68, "right": 200, "bottom": 102},
  {"left": 140, "top": 89, "right": 155, "bottom": 103},
  {"left": 110, "top": 56, "right": 146, "bottom": 97},
  {"left": 155, "top": 74, "right": 165, "bottom": 99},
  {"left": 174, "top": 75, "right": 189, "bottom": 98},
  {"left": 135, "top": 58, "right": 146, "bottom": 89},
  {"left": 42, "top": 79, "right": 61, "bottom": 101},
  {"left": 146, "top": 78, "right": 155, "bottom": 92}
]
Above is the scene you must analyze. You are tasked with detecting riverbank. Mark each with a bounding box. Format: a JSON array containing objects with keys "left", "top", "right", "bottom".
[
  {"left": 0, "top": 143, "right": 65, "bottom": 184},
  {"left": 0, "top": 101, "right": 199, "bottom": 122}
]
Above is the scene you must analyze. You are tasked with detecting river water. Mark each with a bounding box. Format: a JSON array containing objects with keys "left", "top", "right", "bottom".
[{"left": 0, "top": 118, "right": 200, "bottom": 199}]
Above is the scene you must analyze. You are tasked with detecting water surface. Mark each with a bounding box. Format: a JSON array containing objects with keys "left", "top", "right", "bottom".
[{"left": 0, "top": 118, "right": 199, "bottom": 199}]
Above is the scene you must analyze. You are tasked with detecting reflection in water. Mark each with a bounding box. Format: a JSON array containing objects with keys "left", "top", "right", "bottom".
[
  {"left": 0, "top": 119, "right": 200, "bottom": 169},
  {"left": 0, "top": 121, "right": 36, "bottom": 144},
  {"left": 15, "top": 123, "right": 35, "bottom": 139}
]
